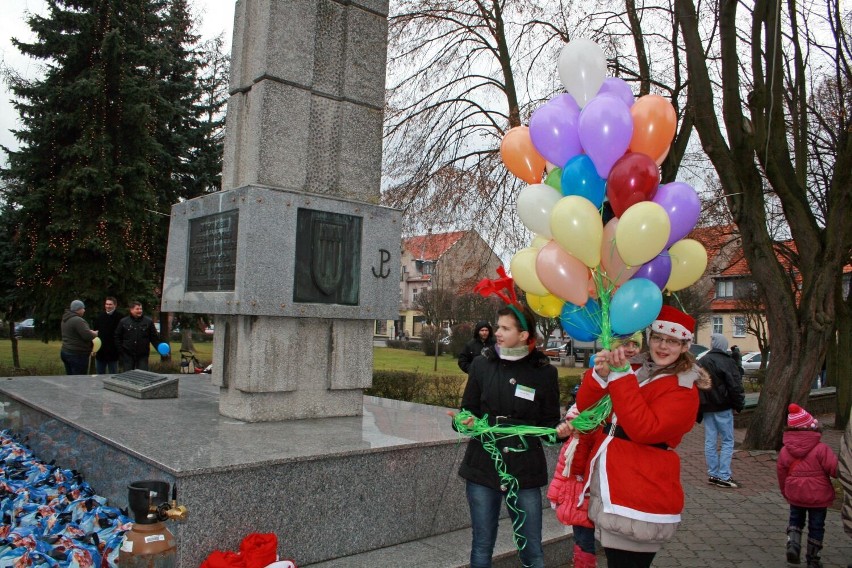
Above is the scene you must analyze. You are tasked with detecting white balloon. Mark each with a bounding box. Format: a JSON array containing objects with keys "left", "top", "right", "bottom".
[
  {"left": 558, "top": 39, "right": 607, "bottom": 108},
  {"left": 517, "top": 184, "right": 563, "bottom": 239}
]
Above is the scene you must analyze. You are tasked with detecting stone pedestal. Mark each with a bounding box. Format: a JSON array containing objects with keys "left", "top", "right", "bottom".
[{"left": 159, "top": 0, "right": 395, "bottom": 421}]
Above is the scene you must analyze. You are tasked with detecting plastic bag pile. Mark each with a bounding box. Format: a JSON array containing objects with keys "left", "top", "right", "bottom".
[{"left": 0, "top": 430, "right": 132, "bottom": 567}]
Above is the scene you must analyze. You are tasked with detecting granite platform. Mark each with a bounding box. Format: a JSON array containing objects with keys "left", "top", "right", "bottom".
[{"left": 0, "top": 374, "right": 567, "bottom": 567}]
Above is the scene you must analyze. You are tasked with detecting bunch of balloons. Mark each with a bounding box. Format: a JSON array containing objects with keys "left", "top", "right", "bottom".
[{"left": 502, "top": 39, "right": 707, "bottom": 346}]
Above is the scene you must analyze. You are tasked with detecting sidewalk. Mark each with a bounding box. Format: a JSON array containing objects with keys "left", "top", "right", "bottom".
[{"left": 589, "top": 414, "right": 851, "bottom": 567}]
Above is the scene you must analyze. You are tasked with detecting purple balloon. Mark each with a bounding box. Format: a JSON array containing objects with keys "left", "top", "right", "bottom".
[
  {"left": 597, "top": 77, "right": 635, "bottom": 109},
  {"left": 530, "top": 98, "right": 582, "bottom": 168},
  {"left": 652, "top": 181, "right": 701, "bottom": 247},
  {"left": 633, "top": 253, "right": 672, "bottom": 290},
  {"left": 578, "top": 95, "right": 633, "bottom": 178}
]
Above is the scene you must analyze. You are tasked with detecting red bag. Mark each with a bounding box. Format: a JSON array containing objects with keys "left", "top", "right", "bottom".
[{"left": 555, "top": 477, "right": 593, "bottom": 528}]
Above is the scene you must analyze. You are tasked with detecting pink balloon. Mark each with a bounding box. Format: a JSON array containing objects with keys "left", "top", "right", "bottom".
[
  {"left": 535, "top": 242, "right": 590, "bottom": 306},
  {"left": 600, "top": 218, "right": 641, "bottom": 286},
  {"left": 652, "top": 181, "right": 701, "bottom": 247},
  {"left": 578, "top": 95, "right": 633, "bottom": 178}
]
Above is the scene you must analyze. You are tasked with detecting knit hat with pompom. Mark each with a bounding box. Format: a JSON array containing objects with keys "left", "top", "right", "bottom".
[{"left": 787, "top": 403, "right": 818, "bottom": 429}]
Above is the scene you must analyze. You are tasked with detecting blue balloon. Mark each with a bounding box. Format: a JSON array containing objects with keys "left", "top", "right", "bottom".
[
  {"left": 560, "top": 299, "right": 601, "bottom": 342},
  {"left": 610, "top": 278, "right": 663, "bottom": 335},
  {"left": 157, "top": 342, "right": 171, "bottom": 356},
  {"left": 561, "top": 154, "right": 607, "bottom": 208},
  {"left": 588, "top": 354, "right": 596, "bottom": 368}
]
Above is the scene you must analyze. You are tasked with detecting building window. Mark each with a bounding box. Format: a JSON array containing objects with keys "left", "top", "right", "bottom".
[
  {"left": 732, "top": 316, "right": 746, "bottom": 337},
  {"left": 716, "top": 280, "right": 734, "bottom": 298},
  {"left": 712, "top": 316, "right": 723, "bottom": 335},
  {"left": 412, "top": 288, "right": 419, "bottom": 303},
  {"left": 421, "top": 261, "right": 434, "bottom": 275}
]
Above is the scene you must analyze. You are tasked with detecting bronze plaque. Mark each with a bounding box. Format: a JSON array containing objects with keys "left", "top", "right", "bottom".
[
  {"left": 186, "top": 211, "right": 239, "bottom": 292},
  {"left": 294, "top": 209, "right": 361, "bottom": 305}
]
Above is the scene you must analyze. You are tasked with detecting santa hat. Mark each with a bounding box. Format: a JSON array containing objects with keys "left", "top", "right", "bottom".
[
  {"left": 787, "top": 403, "right": 818, "bottom": 429},
  {"left": 649, "top": 305, "right": 695, "bottom": 342}
]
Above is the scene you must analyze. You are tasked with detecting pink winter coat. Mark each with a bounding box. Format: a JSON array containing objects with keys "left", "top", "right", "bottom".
[{"left": 777, "top": 429, "right": 839, "bottom": 508}]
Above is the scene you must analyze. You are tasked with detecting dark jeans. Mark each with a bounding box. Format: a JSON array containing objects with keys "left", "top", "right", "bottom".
[
  {"left": 604, "top": 548, "right": 656, "bottom": 568},
  {"left": 60, "top": 351, "right": 90, "bottom": 375},
  {"left": 789, "top": 505, "right": 827, "bottom": 542},
  {"left": 96, "top": 358, "right": 118, "bottom": 374},
  {"left": 120, "top": 352, "right": 149, "bottom": 372},
  {"left": 465, "top": 481, "right": 544, "bottom": 568}
]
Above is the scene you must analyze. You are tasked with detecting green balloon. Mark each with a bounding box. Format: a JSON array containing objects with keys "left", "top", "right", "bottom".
[{"left": 545, "top": 167, "right": 562, "bottom": 192}]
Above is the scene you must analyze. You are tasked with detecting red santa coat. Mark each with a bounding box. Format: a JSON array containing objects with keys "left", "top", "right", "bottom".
[{"left": 577, "top": 364, "right": 699, "bottom": 524}]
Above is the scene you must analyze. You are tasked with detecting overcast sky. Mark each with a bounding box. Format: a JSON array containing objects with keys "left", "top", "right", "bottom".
[{"left": 0, "top": 0, "right": 237, "bottom": 160}]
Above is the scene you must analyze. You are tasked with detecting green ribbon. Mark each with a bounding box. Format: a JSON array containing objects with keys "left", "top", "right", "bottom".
[{"left": 453, "top": 411, "right": 559, "bottom": 556}]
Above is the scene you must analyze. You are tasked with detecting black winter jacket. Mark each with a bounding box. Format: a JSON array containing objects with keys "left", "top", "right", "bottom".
[
  {"left": 456, "top": 347, "right": 561, "bottom": 490},
  {"left": 115, "top": 315, "right": 160, "bottom": 356},
  {"left": 457, "top": 321, "right": 495, "bottom": 373},
  {"left": 697, "top": 349, "right": 745, "bottom": 413},
  {"left": 94, "top": 310, "right": 122, "bottom": 362}
]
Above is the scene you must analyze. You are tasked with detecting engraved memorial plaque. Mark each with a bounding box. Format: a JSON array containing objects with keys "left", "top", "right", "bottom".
[
  {"left": 187, "top": 211, "right": 239, "bottom": 292},
  {"left": 294, "top": 209, "right": 361, "bottom": 305}
]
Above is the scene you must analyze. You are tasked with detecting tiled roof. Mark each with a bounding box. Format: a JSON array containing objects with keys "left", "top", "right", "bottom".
[{"left": 403, "top": 231, "right": 467, "bottom": 261}]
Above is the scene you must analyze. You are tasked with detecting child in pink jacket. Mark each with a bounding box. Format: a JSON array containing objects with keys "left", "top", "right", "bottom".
[{"left": 777, "top": 403, "right": 838, "bottom": 568}]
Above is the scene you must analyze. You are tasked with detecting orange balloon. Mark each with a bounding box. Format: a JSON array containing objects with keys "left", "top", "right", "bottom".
[
  {"left": 501, "top": 126, "right": 546, "bottom": 184},
  {"left": 629, "top": 95, "right": 676, "bottom": 164}
]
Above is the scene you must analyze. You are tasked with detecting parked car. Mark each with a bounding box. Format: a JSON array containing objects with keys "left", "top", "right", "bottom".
[
  {"left": 14, "top": 318, "right": 35, "bottom": 338},
  {"left": 542, "top": 340, "right": 570, "bottom": 358},
  {"left": 690, "top": 344, "right": 709, "bottom": 360},
  {"left": 741, "top": 351, "right": 766, "bottom": 375}
]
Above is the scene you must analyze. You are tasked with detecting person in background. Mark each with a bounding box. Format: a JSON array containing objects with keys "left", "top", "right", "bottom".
[
  {"left": 458, "top": 321, "right": 495, "bottom": 374},
  {"left": 838, "top": 409, "right": 852, "bottom": 568},
  {"left": 60, "top": 300, "right": 98, "bottom": 375},
  {"left": 729, "top": 344, "right": 744, "bottom": 379},
  {"left": 451, "top": 304, "right": 560, "bottom": 568},
  {"left": 94, "top": 296, "right": 121, "bottom": 374},
  {"left": 777, "top": 404, "right": 838, "bottom": 568},
  {"left": 557, "top": 306, "right": 705, "bottom": 568},
  {"left": 697, "top": 333, "right": 745, "bottom": 489},
  {"left": 115, "top": 301, "right": 161, "bottom": 371}
]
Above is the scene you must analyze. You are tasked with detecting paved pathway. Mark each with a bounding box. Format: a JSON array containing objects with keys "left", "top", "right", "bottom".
[{"left": 587, "top": 414, "right": 851, "bottom": 567}]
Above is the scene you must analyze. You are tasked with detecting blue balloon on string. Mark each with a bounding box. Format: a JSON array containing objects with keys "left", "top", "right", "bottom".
[
  {"left": 588, "top": 354, "right": 596, "bottom": 368},
  {"left": 610, "top": 278, "right": 663, "bottom": 335},
  {"left": 560, "top": 298, "right": 602, "bottom": 342},
  {"left": 157, "top": 342, "right": 171, "bottom": 356},
  {"left": 561, "top": 154, "right": 607, "bottom": 208}
]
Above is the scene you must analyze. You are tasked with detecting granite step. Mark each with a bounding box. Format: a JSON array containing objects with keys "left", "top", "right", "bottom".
[{"left": 302, "top": 513, "right": 573, "bottom": 568}]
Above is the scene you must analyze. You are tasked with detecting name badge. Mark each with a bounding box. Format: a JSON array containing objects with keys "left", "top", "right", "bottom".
[{"left": 515, "top": 384, "right": 535, "bottom": 401}]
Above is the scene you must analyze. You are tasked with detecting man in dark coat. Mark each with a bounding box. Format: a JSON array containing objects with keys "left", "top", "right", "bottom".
[
  {"left": 94, "top": 296, "right": 121, "bottom": 374},
  {"left": 115, "top": 301, "right": 161, "bottom": 371},
  {"left": 730, "top": 344, "right": 744, "bottom": 378},
  {"left": 698, "top": 333, "right": 746, "bottom": 488},
  {"left": 457, "top": 321, "right": 495, "bottom": 373}
]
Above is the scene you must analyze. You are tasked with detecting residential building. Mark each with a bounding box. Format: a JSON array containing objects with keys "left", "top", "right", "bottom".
[{"left": 375, "top": 230, "right": 501, "bottom": 339}]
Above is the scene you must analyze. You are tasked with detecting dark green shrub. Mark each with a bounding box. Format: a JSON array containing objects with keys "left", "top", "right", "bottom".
[
  {"left": 386, "top": 339, "right": 420, "bottom": 351},
  {"left": 419, "top": 326, "right": 445, "bottom": 356},
  {"left": 368, "top": 370, "right": 466, "bottom": 408}
]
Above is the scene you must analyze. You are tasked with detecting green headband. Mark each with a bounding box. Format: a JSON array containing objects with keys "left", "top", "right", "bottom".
[{"left": 507, "top": 304, "right": 529, "bottom": 332}]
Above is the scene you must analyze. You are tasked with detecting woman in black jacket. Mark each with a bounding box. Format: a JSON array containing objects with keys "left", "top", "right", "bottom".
[{"left": 454, "top": 304, "right": 561, "bottom": 568}]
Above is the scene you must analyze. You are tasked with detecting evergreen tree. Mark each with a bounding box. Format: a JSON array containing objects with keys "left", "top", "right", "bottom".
[{"left": 0, "top": 0, "right": 226, "bottom": 339}]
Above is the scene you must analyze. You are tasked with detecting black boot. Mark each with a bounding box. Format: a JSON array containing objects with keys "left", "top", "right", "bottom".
[
  {"left": 786, "top": 527, "right": 802, "bottom": 564},
  {"left": 805, "top": 538, "right": 822, "bottom": 568}
]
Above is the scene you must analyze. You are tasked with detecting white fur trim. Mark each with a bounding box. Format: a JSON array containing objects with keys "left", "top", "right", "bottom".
[{"left": 650, "top": 319, "right": 694, "bottom": 341}]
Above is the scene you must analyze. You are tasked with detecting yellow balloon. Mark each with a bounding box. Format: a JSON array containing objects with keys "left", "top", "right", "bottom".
[
  {"left": 550, "top": 196, "right": 603, "bottom": 268},
  {"left": 526, "top": 292, "right": 565, "bottom": 318},
  {"left": 510, "top": 248, "right": 550, "bottom": 296},
  {"left": 665, "top": 238, "right": 708, "bottom": 292},
  {"left": 530, "top": 234, "right": 550, "bottom": 249},
  {"left": 614, "top": 201, "right": 671, "bottom": 266},
  {"left": 92, "top": 336, "right": 102, "bottom": 353}
]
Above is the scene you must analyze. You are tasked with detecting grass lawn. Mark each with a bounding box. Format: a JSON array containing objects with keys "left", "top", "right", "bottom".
[{"left": 1, "top": 340, "right": 584, "bottom": 380}]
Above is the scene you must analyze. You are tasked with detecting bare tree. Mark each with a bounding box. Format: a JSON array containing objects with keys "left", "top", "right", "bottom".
[{"left": 676, "top": 0, "right": 852, "bottom": 448}]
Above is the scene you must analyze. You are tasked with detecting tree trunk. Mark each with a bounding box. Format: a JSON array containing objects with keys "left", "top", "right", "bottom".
[
  {"left": 8, "top": 322, "right": 20, "bottom": 369},
  {"left": 833, "top": 277, "right": 851, "bottom": 429}
]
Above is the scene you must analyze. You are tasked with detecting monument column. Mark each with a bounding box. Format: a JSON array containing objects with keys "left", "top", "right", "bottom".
[{"left": 161, "top": 0, "right": 398, "bottom": 421}]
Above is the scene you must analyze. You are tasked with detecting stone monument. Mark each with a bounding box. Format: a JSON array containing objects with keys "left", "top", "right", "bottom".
[{"left": 161, "top": 0, "right": 398, "bottom": 421}]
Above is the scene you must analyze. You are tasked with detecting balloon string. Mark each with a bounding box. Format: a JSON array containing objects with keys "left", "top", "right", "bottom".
[{"left": 453, "top": 411, "right": 560, "bottom": 554}]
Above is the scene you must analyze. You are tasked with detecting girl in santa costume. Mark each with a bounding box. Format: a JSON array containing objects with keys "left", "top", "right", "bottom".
[{"left": 556, "top": 305, "right": 707, "bottom": 568}]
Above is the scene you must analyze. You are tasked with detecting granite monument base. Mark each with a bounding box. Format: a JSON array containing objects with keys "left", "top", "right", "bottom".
[{"left": 0, "top": 375, "right": 568, "bottom": 567}]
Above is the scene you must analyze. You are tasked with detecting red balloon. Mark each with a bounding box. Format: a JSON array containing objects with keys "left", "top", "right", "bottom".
[{"left": 605, "top": 152, "right": 660, "bottom": 217}]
